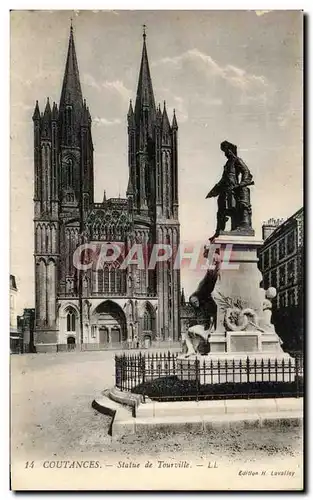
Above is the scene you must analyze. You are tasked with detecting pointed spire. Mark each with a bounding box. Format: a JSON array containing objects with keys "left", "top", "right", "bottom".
[
  {"left": 59, "top": 23, "right": 83, "bottom": 110},
  {"left": 162, "top": 101, "right": 171, "bottom": 132},
  {"left": 126, "top": 176, "right": 134, "bottom": 197},
  {"left": 102, "top": 190, "right": 107, "bottom": 202},
  {"left": 59, "top": 24, "right": 85, "bottom": 146},
  {"left": 32, "top": 100, "right": 40, "bottom": 121},
  {"left": 172, "top": 108, "right": 178, "bottom": 130},
  {"left": 51, "top": 101, "right": 58, "bottom": 120},
  {"left": 81, "top": 98, "right": 89, "bottom": 126},
  {"left": 127, "top": 99, "right": 135, "bottom": 128},
  {"left": 156, "top": 103, "right": 162, "bottom": 127},
  {"left": 87, "top": 106, "right": 92, "bottom": 123},
  {"left": 41, "top": 98, "right": 52, "bottom": 138},
  {"left": 134, "top": 27, "right": 156, "bottom": 119},
  {"left": 127, "top": 99, "right": 134, "bottom": 117}
]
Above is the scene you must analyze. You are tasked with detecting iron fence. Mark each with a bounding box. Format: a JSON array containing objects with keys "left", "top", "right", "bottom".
[{"left": 115, "top": 351, "right": 303, "bottom": 402}]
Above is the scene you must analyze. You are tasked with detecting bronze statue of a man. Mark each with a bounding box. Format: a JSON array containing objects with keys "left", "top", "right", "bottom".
[{"left": 206, "top": 141, "right": 254, "bottom": 240}]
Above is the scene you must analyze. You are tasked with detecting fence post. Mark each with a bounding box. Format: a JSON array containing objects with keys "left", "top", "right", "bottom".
[
  {"left": 115, "top": 355, "right": 118, "bottom": 388},
  {"left": 295, "top": 354, "right": 300, "bottom": 398},
  {"left": 125, "top": 354, "right": 128, "bottom": 392},
  {"left": 246, "top": 357, "right": 250, "bottom": 395},
  {"left": 141, "top": 353, "right": 146, "bottom": 403},
  {"left": 195, "top": 357, "right": 200, "bottom": 402}
]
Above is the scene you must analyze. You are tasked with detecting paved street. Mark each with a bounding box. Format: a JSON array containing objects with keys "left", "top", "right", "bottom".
[
  {"left": 11, "top": 350, "right": 302, "bottom": 466},
  {"left": 11, "top": 350, "right": 117, "bottom": 462}
]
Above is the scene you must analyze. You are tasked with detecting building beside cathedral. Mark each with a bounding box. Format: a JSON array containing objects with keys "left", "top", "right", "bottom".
[
  {"left": 33, "top": 26, "right": 181, "bottom": 352},
  {"left": 258, "top": 207, "right": 304, "bottom": 351}
]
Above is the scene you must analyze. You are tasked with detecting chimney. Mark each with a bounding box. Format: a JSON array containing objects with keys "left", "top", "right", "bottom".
[{"left": 262, "top": 218, "right": 282, "bottom": 240}]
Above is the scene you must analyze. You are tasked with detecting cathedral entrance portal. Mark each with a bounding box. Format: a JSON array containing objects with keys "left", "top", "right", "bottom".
[
  {"left": 99, "top": 327, "right": 109, "bottom": 344},
  {"left": 93, "top": 301, "right": 126, "bottom": 346}
]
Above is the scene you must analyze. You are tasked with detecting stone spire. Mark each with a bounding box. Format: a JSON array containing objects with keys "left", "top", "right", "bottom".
[
  {"left": 41, "top": 97, "right": 52, "bottom": 139},
  {"left": 126, "top": 176, "right": 134, "bottom": 197},
  {"left": 162, "top": 101, "right": 171, "bottom": 132},
  {"left": 134, "top": 27, "right": 156, "bottom": 127},
  {"left": 58, "top": 23, "right": 84, "bottom": 147},
  {"left": 51, "top": 101, "right": 58, "bottom": 121},
  {"left": 59, "top": 23, "right": 83, "bottom": 110},
  {"left": 172, "top": 108, "right": 178, "bottom": 130},
  {"left": 127, "top": 99, "right": 135, "bottom": 128},
  {"left": 32, "top": 100, "right": 41, "bottom": 121},
  {"left": 156, "top": 103, "right": 162, "bottom": 127}
]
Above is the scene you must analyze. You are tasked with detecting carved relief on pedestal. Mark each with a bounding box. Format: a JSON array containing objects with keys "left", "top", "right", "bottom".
[{"left": 215, "top": 293, "right": 261, "bottom": 332}]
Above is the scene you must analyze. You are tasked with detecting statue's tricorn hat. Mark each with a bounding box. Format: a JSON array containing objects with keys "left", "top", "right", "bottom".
[{"left": 221, "top": 140, "right": 237, "bottom": 155}]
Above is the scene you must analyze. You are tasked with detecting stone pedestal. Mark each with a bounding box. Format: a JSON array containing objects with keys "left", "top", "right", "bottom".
[
  {"left": 209, "top": 234, "right": 266, "bottom": 353},
  {"left": 177, "top": 233, "right": 295, "bottom": 384}
]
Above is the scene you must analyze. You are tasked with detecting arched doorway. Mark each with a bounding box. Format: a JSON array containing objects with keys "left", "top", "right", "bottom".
[
  {"left": 93, "top": 300, "right": 127, "bottom": 346},
  {"left": 67, "top": 336, "right": 76, "bottom": 351},
  {"left": 142, "top": 302, "right": 156, "bottom": 343}
]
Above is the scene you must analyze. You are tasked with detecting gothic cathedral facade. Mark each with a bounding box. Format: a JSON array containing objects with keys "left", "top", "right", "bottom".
[{"left": 33, "top": 27, "right": 181, "bottom": 352}]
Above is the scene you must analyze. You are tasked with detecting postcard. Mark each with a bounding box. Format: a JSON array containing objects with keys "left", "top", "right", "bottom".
[{"left": 10, "top": 10, "right": 303, "bottom": 491}]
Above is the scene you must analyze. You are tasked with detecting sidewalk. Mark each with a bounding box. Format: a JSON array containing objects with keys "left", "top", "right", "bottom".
[{"left": 92, "top": 394, "right": 303, "bottom": 438}]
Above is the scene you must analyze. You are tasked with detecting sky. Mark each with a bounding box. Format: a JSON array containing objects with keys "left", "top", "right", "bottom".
[{"left": 10, "top": 10, "right": 303, "bottom": 314}]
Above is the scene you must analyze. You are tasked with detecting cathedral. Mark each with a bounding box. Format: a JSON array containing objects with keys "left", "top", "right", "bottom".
[{"left": 33, "top": 26, "right": 181, "bottom": 352}]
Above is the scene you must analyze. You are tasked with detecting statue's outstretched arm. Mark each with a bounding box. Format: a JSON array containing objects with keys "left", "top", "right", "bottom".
[{"left": 206, "top": 180, "right": 223, "bottom": 199}]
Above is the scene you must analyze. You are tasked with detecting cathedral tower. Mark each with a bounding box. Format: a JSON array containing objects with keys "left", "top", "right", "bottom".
[
  {"left": 33, "top": 25, "right": 94, "bottom": 350},
  {"left": 33, "top": 95, "right": 59, "bottom": 347},
  {"left": 128, "top": 30, "right": 181, "bottom": 341}
]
